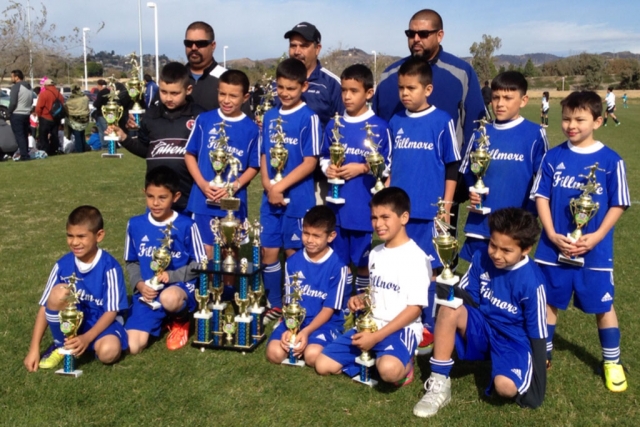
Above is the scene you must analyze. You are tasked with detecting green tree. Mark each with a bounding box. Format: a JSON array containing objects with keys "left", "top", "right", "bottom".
[
  {"left": 583, "top": 55, "right": 604, "bottom": 89},
  {"left": 523, "top": 58, "right": 537, "bottom": 77},
  {"left": 86, "top": 61, "right": 103, "bottom": 77},
  {"left": 469, "top": 34, "right": 502, "bottom": 83}
]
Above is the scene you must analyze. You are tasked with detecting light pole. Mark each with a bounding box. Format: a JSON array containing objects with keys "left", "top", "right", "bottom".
[
  {"left": 372, "top": 50, "right": 377, "bottom": 90},
  {"left": 138, "top": 0, "right": 144, "bottom": 79},
  {"left": 147, "top": 2, "right": 159, "bottom": 82},
  {"left": 223, "top": 46, "right": 228, "bottom": 68},
  {"left": 83, "top": 27, "right": 90, "bottom": 91},
  {"left": 27, "top": 0, "right": 34, "bottom": 87}
]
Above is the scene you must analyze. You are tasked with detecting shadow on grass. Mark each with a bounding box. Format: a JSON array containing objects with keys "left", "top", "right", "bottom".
[{"left": 552, "top": 332, "right": 602, "bottom": 375}]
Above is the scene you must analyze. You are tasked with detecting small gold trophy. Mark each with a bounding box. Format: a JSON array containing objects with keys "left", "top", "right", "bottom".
[
  {"left": 558, "top": 163, "right": 602, "bottom": 267},
  {"left": 126, "top": 52, "right": 145, "bottom": 129},
  {"left": 352, "top": 283, "right": 378, "bottom": 387},
  {"left": 326, "top": 113, "right": 347, "bottom": 204},
  {"left": 432, "top": 198, "right": 462, "bottom": 309},
  {"left": 222, "top": 305, "right": 237, "bottom": 346},
  {"left": 193, "top": 259, "right": 213, "bottom": 349},
  {"left": 101, "top": 76, "right": 124, "bottom": 158},
  {"left": 140, "top": 222, "right": 175, "bottom": 310},
  {"left": 269, "top": 117, "right": 289, "bottom": 186},
  {"left": 363, "top": 122, "right": 385, "bottom": 194},
  {"left": 208, "top": 121, "right": 231, "bottom": 190},
  {"left": 56, "top": 273, "right": 84, "bottom": 377},
  {"left": 281, "top": 272, "right": 307, "bottom": 367},
  {"left": 468, "top": 118, "right": 493, "bottom": 214}
]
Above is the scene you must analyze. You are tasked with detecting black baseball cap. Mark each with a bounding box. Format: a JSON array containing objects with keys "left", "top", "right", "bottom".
[{"left": 284, "top": 22, "right": 321, "bottom": 44}]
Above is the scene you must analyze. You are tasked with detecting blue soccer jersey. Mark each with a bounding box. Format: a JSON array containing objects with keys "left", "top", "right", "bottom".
[
  {"left": 460, "top": 117, "right": 548, "bottom": 239},
  {"left": 260, "top": 103, "right": 321, "bottom": 218},
  {"left": 185, "top": 109, "right": 260, "bottom": 219},
  {"left": 531, "top": 141, "right": 630, "bottom": 269},
  {"left": 285, "top": 248, "right": 350, "bottom": 329},
  {"left": 40, "top": 249, "right": 128, "bottom": 324},
  {"left": 320, "top": 109, "right": 392, "bottom": 231},
  {"left": 460, "top": 250, "right": 547, "bottom": 344},
  {"left": 124, "top": 211, "right": 207, "bottom": 284},
  {"left": 389, "top": 106, "right": 460, "bottom": 219}
]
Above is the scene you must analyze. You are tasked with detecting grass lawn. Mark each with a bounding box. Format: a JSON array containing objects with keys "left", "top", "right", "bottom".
[{"left": 0, "top": 100, "right": 638, "bottom": 426}]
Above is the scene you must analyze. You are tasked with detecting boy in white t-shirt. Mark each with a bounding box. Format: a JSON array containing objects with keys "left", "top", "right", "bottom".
[{"left": 604, "top": 87, "right": 620, "bottom": 126}]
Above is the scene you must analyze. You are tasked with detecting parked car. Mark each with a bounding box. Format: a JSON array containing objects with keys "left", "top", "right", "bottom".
[{"left": 0, "top": 92, "right": 38, "bottom": 120}]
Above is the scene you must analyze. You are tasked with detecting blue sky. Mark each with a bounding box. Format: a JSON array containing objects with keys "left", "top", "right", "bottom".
[{"left": 34, "top": 0, "right": 640, "bottom": 61}]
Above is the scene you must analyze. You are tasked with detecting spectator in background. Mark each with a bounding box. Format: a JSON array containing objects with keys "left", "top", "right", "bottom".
[
  {"left": 0, "top": 118, "right": 18, "bottom": 160},
  {"left": 92, "top": 79, "right": 110, "bottom": 149},
  {"left": 87, "top": 126, "right": 101, "bottom": 151},
  {"left": 35, "top": 78, "right": 64, "bottom": 156},
  {"left": 144, "top": 74, "right": 158, "bottom": 108},
  {"left": 8, "top": 69, "right": 33, "bottom": 161},
  {"left": 65, "top": 85, "right": 90, "bottom": 153},
  {"left": 29, "top": 107, "right": 38, "bottom": 138},
  {"left": 482, "top": 80, "right": 492, "bottom": 120}
]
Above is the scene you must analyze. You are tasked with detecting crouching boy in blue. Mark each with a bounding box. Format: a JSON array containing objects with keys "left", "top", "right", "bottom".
[{"left": 413, "top": 208, "right": 548, "bottom": 417}]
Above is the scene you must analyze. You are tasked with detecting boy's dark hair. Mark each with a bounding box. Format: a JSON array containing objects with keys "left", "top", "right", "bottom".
[
  {"left": 186, "top": 21, "right": 214, "bottom": 41},
  {"left": 341, "top": 64, "right": 374, "bottom": 92},
  {"left": 220, "top": 69, "right": 250, "bottom": 95},
  {"left": 11, "top": 69, "right": 24, "bottom": 80},
  {"left": 67, "top": 205, "right": 104, "bottom": 234},
  {"left": 370, "top": 187, "right": 411, "bottom": 217},
  {"left": 560, "top": 91, "right": 602, "bottom": 120},
  {"left": 144, "top": 74, "right": 153, "bottom": 83},
  {"left": 276, "top": 58, "right": 307, "bottom": 85},
  {"left": 488, "top": 208, "right": 540, "bottom": 250},
  {"left": 91, "top": 126, "right": 98, "bottom": 133},
  {"left": 607, "top": 86, "right": 613, "bottom": 92},
  {"left": 491, "top": 71, "right": 528, "bottom": 95},
  {"left": 145, "top": 165, "right": 180, "bottom": 194},
  {"left": 97, "top": 79, "right": 107, "bottom": 86},
  {"left": 398, "top": 56, "right": 432, "bottom": 87},
  {"left": 303, "top": 205, "right": 336, "bottom": 234},
  {"left": 542, "top": 91, "right": 550, "bottom": 99},
  {"left": 160, "top": 62, "right": 190, "bottom": 88}
]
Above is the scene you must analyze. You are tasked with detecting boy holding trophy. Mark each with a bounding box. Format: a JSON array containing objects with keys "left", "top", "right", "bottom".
[
  {"left": 24, "top": 206, "right": 128, "bottom": 372},
  {"left": 531, "top": 91, "right": 630, "bottom": 391},
  {"left": 124, "top": 167, "right": 207, "bottom": 353}
]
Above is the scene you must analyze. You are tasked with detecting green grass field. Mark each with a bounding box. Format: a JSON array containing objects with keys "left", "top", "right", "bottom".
[{"left": 1, "top": 100, "right": 638, "bottom": 426}]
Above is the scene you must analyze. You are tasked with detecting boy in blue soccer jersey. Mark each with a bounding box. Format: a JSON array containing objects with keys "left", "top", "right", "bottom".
[
  {"left": 531, "top": 91, "right": 630, "bottom": 392},
  {"left": 460, "top": 71, "right": 548, "bottom": 263},
  {"left": 413, "top": 208, "right": 548, "bottom": 417},
  {"left": 388, "top": 55, "right": 460, "bottom": 351},
  {"left": 266, "top": 206, "right": 349, "bottom": 367},
  {"left": 260, "top": 58, "right": 321, "bottom": 324},
  {"left": 24, "top": 206, "right": 128, "bottom": 372},
  {"left": 315, "top": 188, "right": 430, "bottom": 387},
  {"left": 185, "top": 69, "right": 260, "bottom": 258},
  {"left": 321, "top": 64, "right": 392, "bottom": 290},
  {"left": 124, "top": 166, "right": 207, "bottom": 353}
]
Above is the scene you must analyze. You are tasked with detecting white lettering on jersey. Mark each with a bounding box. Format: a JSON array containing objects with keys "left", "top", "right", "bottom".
[
  {"left": 206, "top": 138, "right": 245, "bottom": 157},
  {"left": 394, "top": 136, "right": 434, "bottom": 150},
  {"left": 300, "top": 284, "right": 328, "bottom": 300},
  {"left": 150, "top": 140, "right": 186, "bottom": 157},
  {"left": 552, "top": 172, "right": 604, "bottom": 195},
  {"left": 76, "top": 288, "right": 104, "bottom": 306},
  {"left": 344, "top": 146, "right": 369, "bottom": 156},
  {"left": 370, "top": 275, "right": 400, "bottom": 293},
  {"left": 480, "top": 281, "right": 518, "bottom": 314},
  {"left": 138, "top": 243, "right": 182, "bottom": 259},
  {"left": 488, "top": 148, "right": 524, "bottom": 162}
]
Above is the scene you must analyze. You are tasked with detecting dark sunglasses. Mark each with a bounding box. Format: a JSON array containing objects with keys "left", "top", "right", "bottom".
[
  {"left": 183, "top": 39, "right": 212, "bottom": 48},
  {"left": 404, "top": 29, "right": 439, "bottom": 39}
]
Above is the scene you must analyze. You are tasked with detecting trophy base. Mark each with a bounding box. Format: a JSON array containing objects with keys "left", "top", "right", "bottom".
[
  {"left": 370, "top": 187, "right": 381, "bottom": 195},
  {"left": 205, "top": 199, "right": 220, "bottom": 206},
  {"left": 190, "top": 334, "right": 266, "bottom": 352},
  {"left": 326, "top": 197, "right": 345, "bottom": 204},
  {"left": 55, "top": 368, "right": 83, "bottom": 377},
  {"left": 209, "top": 181, "right": 225, "bottom": 188},
  {"left": 139, "top": 296, "right": 162, "bottom": 310},
  {"left": 327, "top": 178, "right": 345, "bottom": 185},
  {"left": 249, "top": 307, "right": 265, "bottom": 315},
  {"left": 144, "top": 281, "right": 165, "bottom": 292},
  {"left": 436, "top": 274, "right": 460, "bottom": 286},
  {"left": 281, "top": 358, "right": 306, "bottom": 367},
  {"left": 352, "top": 376, "right": 378, "bottom": 387},
  {"left": 104, "top": 135, "right": 120, "bottom": 142},
  {"left": 101, "top": 153, "right": 123, "bottom": 158},
  {"left": 435, "top": 296, "right": 463, "bottom": 309},
  {"left": 269, "top": 179, "right": 279, "bottom": 185},
  {"left": 469, "top": 186, "right": 489, "bottom": 195},
  {"left": 467, "top": 205, "right": 491, "bottom": 215},
  {"left": 352, "top": 356, "right": 377, "bottom": 387},
  {"left": 355, "top": 356, "right": 376, "bottom": 367},
  {"left": 558, "top": 254, "right": 585, "bottom": 267},
  {"left": 194, "top": 311, "right": 213, "bottom": 320}
]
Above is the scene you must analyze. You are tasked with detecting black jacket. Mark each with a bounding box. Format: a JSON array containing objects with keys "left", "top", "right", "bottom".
[{"left": 188, "top": 59, "right": 252, "bottom": 117}]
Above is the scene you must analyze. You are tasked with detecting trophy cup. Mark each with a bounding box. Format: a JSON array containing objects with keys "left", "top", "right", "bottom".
[
  {"left": 56, "top": 273, "right": 84, "bottom": 377},
  {"left": 126, "top": 52, "right": 145, "bottom": 129},
  {"left": 432, "top": 198, "right": 462, "bottom": 309},
  {"left": 352, "top": 283, "right": 378, "bottom": 387},
  {"left": 139, "top": 222, "right": 175, "bottom": 310},
  {"left": 222, "top": 305, "right": 237, "bottom": 346},
  {"left": 281, "top": 272, "right": 307, "bottom": 367},
  {"left": 558, "top": 163, "right": 602, "bottom": 267},
  {"left": 208, "top": 121, "right": 231, "bottom": 192},
  {"left": 212, "top": 206, "right": 251, "bottom": 273},
  {"left": 101, "top": 76, "right": 124, "bottom": 158},
  {"left": 269, "top": 117, "right": 290, "bottom": 204},
  {"left": 468, "top": 118, "right": 493, "bottom": 214},
  {"left": 249, "top": 220, "right": 265, "bottom": 345},
  {"left": 326, "top": 113, "right": 347, "bottom": 204},
  {"left": 363, "top": 123, "right": 385, "bottom": 194},
  {"left": 193, "top": 259, "right": 213, "bottom": 349}
]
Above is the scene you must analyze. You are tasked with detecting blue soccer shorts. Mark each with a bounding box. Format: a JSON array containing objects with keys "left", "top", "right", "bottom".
[
  {"left": 460, "top": 236, "right": 489, "bottom": 263},
  {"left": 406, "top": 218, "right": 440, "bottom": 269},
  {"left": 268, "top": 320, "right": 342, "bottom": 347},
  {"left": 331, "top": 226, "right": 372, "bottom": 268},
  {"left": 260, "top": 212, "right": 303, "bottom": 250},
  {"left": 79, "top": 317, "right": 129, "bottom": 351}
]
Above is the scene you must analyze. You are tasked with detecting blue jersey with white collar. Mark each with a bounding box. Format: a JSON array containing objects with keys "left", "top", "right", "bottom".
[
  {"left": 185, "top": 108, "right": 260, "bottom": 219},
  {"left": 320, "top": 109, "right": 392, "bottom": 231},
  {"left": 460, "top": 117, "right": 548, "bottom": 239},
  {"left": 389, "top": 106, "right": 460, "bottom": 219},
  {"left": 531, "top": 141, "right": 630, "bottom": 269}
]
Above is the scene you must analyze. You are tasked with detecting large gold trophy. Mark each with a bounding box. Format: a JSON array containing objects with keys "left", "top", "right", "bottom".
[
  {"left": 254, "top": 73, "right": 276, "bottom": 126},
  {"left": 269, "top": 116, "right": 290, "bottom": 204},
  {"left": 352, "top": 282, "right": 378, "bottom": 386},
  {"left": 56, "top": 273, "right": 84, "bottom": 377},
  {"left": 140, "top": 223, "right": 175, "bottom": 310},
  {"left": 468, "top": 118, "right": 492, "bottom": 214},
  {"left": 208, "top": 121, "right": 231, "bottom": 190},
  {"left": 363, "top": 122, "right": 385, "bottom": 194},
  {"left": 126, "top": 52, "right": 145, "bottom": 129},
  {"left": 432, "top": 198, "right": 462, "bottom": 309},
  {"left": 326, "top": 113, "right": 347, "bottom": 204},
  {"left": 101, "top": 76, "right": 124, "bottom": 158},
  {"left": 558, "top": 163, "right": 602, "bottom": 267},
  {"left": 281, "top": 272, "right": 307, "bottom": 367}
]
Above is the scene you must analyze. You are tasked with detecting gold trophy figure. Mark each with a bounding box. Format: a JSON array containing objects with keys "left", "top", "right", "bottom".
[
  {"left": 363, "top": 123, "right": 385, "bottom": 194},
  {"left": 432, "top": 198, "right": 462, "bottom": 308},
  {"left": 326, "top": 113, "right": 347, "bottom": 204},
  {"left": 558, "top": 163, "right": 602, "bottom": 267},
  {"left": 254, "top": 73, "right": 276, "bottom": 126},
  {"left": 140, "top": 223, "right": 175, "bottom": 310},
  {"left": 56, "top": 273, "right": 84, "bottom": 377},
  {"left": 281, "top": 272, "right": 307, "bottom": 367},
  {"left": 126, "top": 52, "right": 145, "bottom": 129},
  {"left": 352, "top": 283, "right": 378, "bottom": 386},
  {"left": 208, "top": 121, "right": 231, "bottom": 190},
  {"left": 222, "top": 305, "right": 237, "bottom": 346},
  {"left": 101, "top": 76, "right": 124, "bottom": 158},
  {"left": 468, "top": 118, "right": 493, "bottom": 214}
]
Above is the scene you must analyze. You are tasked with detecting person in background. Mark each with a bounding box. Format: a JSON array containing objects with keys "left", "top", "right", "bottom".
[
  {"left": 65, "top": 85, "right": 90, "bottom": 154},
  {"left": 144, "top": 74, "right": 159, "bottom": 108}
]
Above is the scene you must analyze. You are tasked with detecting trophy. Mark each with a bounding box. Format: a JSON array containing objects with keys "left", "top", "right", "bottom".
[
  {"left": 254, "top": 73, "right": 276, "bottom": 126},
  {"left": 269, "top": 117, "right": 290, "bottom": 205},
  {"left": 326, "top": 113, "right": 347, "bottom": 204},
  {"left": 101, "top": 76, "right": 124, "bottom": 158},
  {"left": 352, "top": 283, "right": 378, "bottom": 387},
  {"left": 281, "top": 272, "right": 307, "bottom": 367},
  {"left": 208, "top": 121, "right": 231, "bottom": 191},
  {"left": 363, "top": 123, "right": 385, "bottom": 194},
  {"left": 222, "top": 305, "right": 237, "bottom": 346},
  {"left": 558, "top": 163, "right": 602, "bottom": 267},
  {"left": 56, "top": 273, "right": 84, "bottom": 377},
  {"left": 193, "top": 259, "right": 213, "bottom": 349},
  {"left": 432, "top": 198, "right": 462, "bottom": 309},
  {"left": 211, "top": 207, "right": 251, "bottom": 273},
  {"left": 468, "top": 118, "right": 492, "bottom": 214},
  {"left": 234, "top": 259, "right": 253, "bottom": 348},
  {"left": 126, "top": 52, "right": 145, "bottom": 129},
  {"left": 140, "top": 222, "right": 175, "bottom": 310},
  {"left": 249, "top": 220, "right": 265, "bottom": 344}
]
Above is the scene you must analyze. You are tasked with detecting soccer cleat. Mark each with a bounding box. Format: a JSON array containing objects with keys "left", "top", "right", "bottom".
[
  {"left": 616, "top": 122, "right": 621, "bottom": 126},
  {"left": 546, "top": 359, "right": 552, "bottom": 371},
  {"left": 416, "top": 327, "right": 434, "bottom": 356},
  {"left": 263, "top": 307, "right": 282, "bottom": 325},
  {"left": 413, "top": 373, "right": 452, "bottom": 418},
  {"left": 39, "top": 344, "right": 64, "bottom": 369},
  {"left": 394, "top": 360, "right": 415, "bottom": 387},
  {"left": 166, "top": 319, "right": 190, "bottom": 350},
  {"left": 603, "top": 361, "right": 627, "bottom": 392}
]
